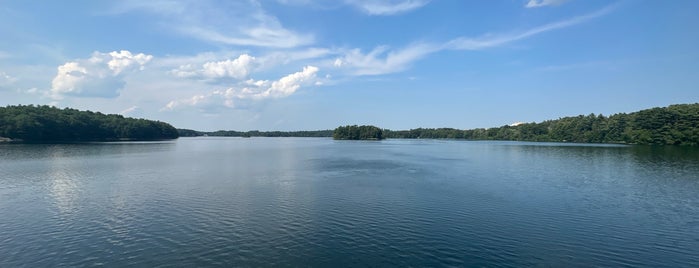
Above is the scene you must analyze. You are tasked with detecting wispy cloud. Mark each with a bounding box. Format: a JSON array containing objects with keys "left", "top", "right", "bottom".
[
  {"left": 0, "top": 71, "right": 16, "bottom": 86},
  {"left": 525, "top": 0, "right": 569, "bottom": 8},
  {"left": 111, "top": 0, "right": 313, "bottom": 48},
  {"left": 333, "top": 43, "right": 438, "bottom": 75},
  {"left": 334, "top": 4, "right": 616, "bottom": 76},
  {"left": 178, "top": 25, "right": 312, "bottom": 48},
  {"left": 258, "top": 47, "right": 331, "bottom": 68},
  {"left": 346, "top": 0, "right": 430, "bottom": 15},
  {"left": 120, "top": 105, "right": 140, "bottom": 115},
  {"left": 447, "top": 4, "right": 616, "bottom": 50},
  {"left": 277, "top": 0, "right": 429, "bottom": 15}
]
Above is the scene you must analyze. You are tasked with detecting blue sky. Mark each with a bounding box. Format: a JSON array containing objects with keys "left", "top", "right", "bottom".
[{"left": 1, "top": 0, "right": 697, "bottom": 131}]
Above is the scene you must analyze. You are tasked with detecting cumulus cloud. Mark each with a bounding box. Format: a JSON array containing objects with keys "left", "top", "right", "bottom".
[
  {"left": 525, "top": 0, "right": 568, "bottom": 8},
  {"left": 163, "top": 66, "right": 319, "bottom": 111},
  {"left": 50, "top": 50, "right": 152, "bottom": 99},
  {"left": 172, "top": 54, "right": 256, "bottom": 80},
  {"left": 266, "top": 66, "right": 319, "bottom": 98},
  {"left": 346, "top": 0, "right": 429, "bottom": 15},
  {"left": 107, "top": 50, "right": 153, "bottom": 75}
]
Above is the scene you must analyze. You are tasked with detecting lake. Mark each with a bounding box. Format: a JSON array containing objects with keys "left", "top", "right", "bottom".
[{"left": 1, "top": 137, "right": 698, "bottom": 267}]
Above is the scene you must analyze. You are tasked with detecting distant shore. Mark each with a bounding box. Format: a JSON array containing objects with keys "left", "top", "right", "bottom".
[{"left": 178, "top": 103, "right": 699, "bottom": 146}]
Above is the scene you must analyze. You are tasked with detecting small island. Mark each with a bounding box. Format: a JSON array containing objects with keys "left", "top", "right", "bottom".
[
  {"left": 333, "top": 125, "right": 384, "bottom": 140},
  {"left": 0, "top": 105, "right": 179, "bottom": 142}
]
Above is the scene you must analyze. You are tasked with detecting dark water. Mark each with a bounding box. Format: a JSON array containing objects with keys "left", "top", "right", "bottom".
[{"left": 1, "top": 138, "right": 698, "bottom": 267}]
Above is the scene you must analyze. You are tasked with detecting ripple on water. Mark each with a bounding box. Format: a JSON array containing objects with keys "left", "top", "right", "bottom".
[{"left": 1, "top": 139, "right": 699, "bottom": 267}]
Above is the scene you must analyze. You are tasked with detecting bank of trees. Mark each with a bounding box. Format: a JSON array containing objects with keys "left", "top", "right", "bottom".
[
  {"left": 0, "top": 105, "right": 179, "bottom": 142},
  {"left": 175, "top": 103, "right": 698, "bottom": 146},
  {"left": 384, "top": 104, "right": 699, "bottom": 146},
  {"left": 333, "top": 125, "right": 384, "bottom": 140}
]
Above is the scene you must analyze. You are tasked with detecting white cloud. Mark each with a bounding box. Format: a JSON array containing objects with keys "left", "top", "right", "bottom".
[
  {"left": 346, "top": 0, "right": 429, "bottom": 15},
  {"left": 202, "top": 55, "right": 254, "bottom": 79},
  {"left": 266, "top": 66, "right": 319, "bottom": 98},
  {"left": 172, "top": 54, "right": 256, "bottom": 80},
  {"left": 107, "top": 50, "right": 153, "bottom": 75},
  {"left": 525, "top": 0, "right": 568, "bottom": 8},
  {"left": 163, "top": 66, "right": 319, "bottom": 111},
  {"left": 112, "top": 1, "right": 313, "bottom": 48},
  {"left": 50, "top": 50, "right": 153, "bottom": 99}
]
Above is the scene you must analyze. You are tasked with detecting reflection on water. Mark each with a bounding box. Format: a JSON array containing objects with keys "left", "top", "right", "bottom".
[
  {"left": 0, "top": 138, "right": 698, "bottom": 267},
  {"left": 0, "top": 141, "right": 176, "bottom": 161},
  {"left": 49, "top": 169, "right": 79, "bottom": 215}
]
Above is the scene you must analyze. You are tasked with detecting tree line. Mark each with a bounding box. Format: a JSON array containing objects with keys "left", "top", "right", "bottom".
[
  {"left": 180, "top": 103, "right": 698, "bottom": 145},
  {"left": 0, "top": 105, "right": 179, "bottom": 142},
  {"left": 384, "top": 103, "right": 699, "bottom": 146}
]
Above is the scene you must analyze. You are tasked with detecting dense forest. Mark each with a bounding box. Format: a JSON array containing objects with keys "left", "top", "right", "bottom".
[
  {"left": 178, "top": 129, "right": 333, "bottom": 138},
  {"left": 0, "top": 105, "right": 179, "bottom": 142},
  {"left": 385, "top": 103, "right": 699, "bottom": 146},
  {"left": 181, "top": 103, "right": 698, "bottom": 145},
  {"left": 333, "top": 125, "right": 384, "bottom": 140}
]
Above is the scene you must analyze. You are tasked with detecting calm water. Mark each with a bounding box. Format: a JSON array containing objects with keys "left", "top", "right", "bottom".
[{"left": 1, "top": 138, "right": 698, "bottom": 267}]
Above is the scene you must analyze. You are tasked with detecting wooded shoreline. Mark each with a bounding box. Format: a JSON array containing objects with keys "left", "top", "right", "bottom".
[
  {"left": 180, "top": 103, "right": 699, "bottom": 145},
  {"left": 0, "top": 105, "right": 179, "bottom": 142},
  {"left": 2, "top": 103, "right": 697, "bottom": 145}
]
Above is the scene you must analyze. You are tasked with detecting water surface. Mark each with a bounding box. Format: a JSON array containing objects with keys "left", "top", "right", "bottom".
[{"left": 1, "top": 138, "right": 698, "bottom": 267}]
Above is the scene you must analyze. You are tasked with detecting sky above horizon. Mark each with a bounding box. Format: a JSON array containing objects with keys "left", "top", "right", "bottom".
[{"left": 1, "top": 0, "right": 698, "bottom": 131}]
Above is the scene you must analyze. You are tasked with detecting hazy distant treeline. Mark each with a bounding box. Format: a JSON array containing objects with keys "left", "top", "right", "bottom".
[{"left": 178, "top": 129, "right": 333, "bottom": 138}]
